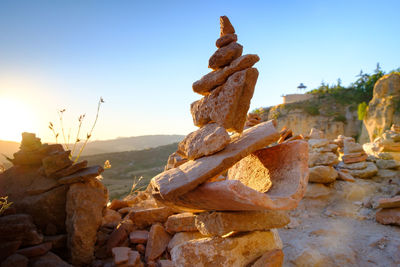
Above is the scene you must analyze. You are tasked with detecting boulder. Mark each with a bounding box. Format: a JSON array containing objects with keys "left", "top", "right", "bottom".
[
  {"left": 155, "top": 140, "right": 308, "bottom": 211},
  {"left": 208, "top": 42, "right": 243, "bottom": 70},
  {"left": 220, "top": 16, "right": 235, "bottom": 36},
  {"left": 171, "top": 230, "right": 282, "bottom": 267},
  {"left": 376, "top": 208, "right": 400, "bottom": 226},
  {"left": 191, "top": 68, "right": 259, "bottom": 133},
  {"left": 178, "top": 123, "right": 230, "bottom": 160},
  {"left": 128, "top": 207, "right": 174, "bottom": 229},
  {"left": 102, "top": 208, "right": 121, "bottom": 226},
  {"left": 216, "top": 33, "right": 237, "bottom": 48},
  {"left": 195, "top": 210, "right": 290, "bottom": 236},
  {"left": 192, "top": 54, "right": 259, "bottom": 95},
  {"left": 308, "top": 152, "right": 338, "bottom": 167},
  {"left": 151, "top": 120, "right": 279, "bottom": 201},
  {"left": 145, "top": 223, "right": 171, "bottom": 262},
  {"left": 165, "top": 213, "right": 197, "bottom": 233},
  {"left": 66, "top": 178, "right": 108, "bottom": 266},
  {"left": 308, "top": 166, "right": 338, "bottom": 184}
]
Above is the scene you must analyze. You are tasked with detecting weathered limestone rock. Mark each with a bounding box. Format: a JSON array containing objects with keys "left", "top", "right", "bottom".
[
  {"left": 178, "top": 123, "right": 230, "bottom": 160},
  {"left": 337, "top": 170, "right": 355, "bottom": 182},
  {"left": 308, "top": 139, "right": 329, "bottom": 148},
  {"left": 251, "top": 249, "right": 284, "bottom": 267},
  {"left": 164, "top": 151, "right": 187, "bottom": 171},
  {"left": 377, "top": 196, "right": 400, "bottom": 209},
  {"left": 51, "top": 160, "right": 88, "bottom": 179},
  {"left": 227, "top": 154, "right": 272, "bottom": 193},
  {"left": 337, "top": 161, "right": 368, "bottom": 170},
  {"left": 343, "top": 140, "right": 363, "bottom": 154},
  {"left": 108, "top": 199, "right": 129, "bottom": 211},
  {"left": 128, "top": 207, "right": 174, "bottom": 229},
  {"left": 308, "top": 152, "right": 338, "bottom": 167},
  {"left": 167, "top": 232, "right": 207, "bottom": 252},
  {"left": 145, "top": 223, "right": 171, "bottom": 262},
  {"left": 216, "top": 33, "right": 237, "bottom": 48},
  {"left": 129, "top": 230, "right": 149, "bottom": 244},
  {"left": 16, "top": 242, "right": 52, "bottom": 258},
  {"left": 308, "top": 166, "right": 338, "bottom": 184},
  {"left": 151, "top": 120, "right": 279, "bottom": 201},
  {"left": 347, "top": 162, "right": 378, "bottom": 179},
  {"left": 208, "top": 42, "right": 243, "bottom": 70},
  {"left": 102, "top": 208, "right": 121, "bottom": 226},
  {"left": 376, "top": 208, "right": 400, "bottom": 226},
  {"left": 58, "top": 165, "right": 104, "bottom": 185},
  {"left": 376, "top": 159, "right": 400, "bottom": 169},
  {"left": 165, "top": 213, "right": 197, "bottom": 233},
  {"left": 192, "top": 54, "right": 259, "bottom": 95},
  {"left": 305, "top": 183, "right": 332, "bottom": 199},
  {"left": 171, "top": 230, "right": 282, "bottom": 267},
  {"left": 191, "top": 68, "right": 259, "bottom": 133},
  {"left": 66, "top": 178, "right": 108, "bottom": 266},
  {"left": 195, "top": 210, "right": 290, "bottom": 236},
  {"left": 342, "top": 152, "right": 368, "bottom": 164},
  {"left": 377, "top": 169, "right": 399, "bottom": 178},
  {"left": 112, "top": 247, "right": 131, "bottom": 265},
  {"left": 42, "top": 150, "right": 72, "bottom": 177},
  {"left": 220, "top": 16, "right": 235, "bottom": 36},
  {"left": 157, "top": 140, "right": 308, "bottom": 211}
]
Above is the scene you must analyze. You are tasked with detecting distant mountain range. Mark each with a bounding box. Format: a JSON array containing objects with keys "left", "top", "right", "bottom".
[{"left": 0, "top": 134, "right": 184, "bottom": 165}]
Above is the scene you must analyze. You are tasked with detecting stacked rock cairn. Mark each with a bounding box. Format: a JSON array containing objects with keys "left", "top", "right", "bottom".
[
  {"left": 307, "top": 128, "right": 341, "bottom": 184},
  {"left": 335, "top": 135, "right": 378, "bottom": 179}
]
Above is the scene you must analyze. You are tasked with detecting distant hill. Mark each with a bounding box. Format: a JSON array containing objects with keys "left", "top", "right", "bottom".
[
  {"left": 0, "top": 134, "right": 184, "bottom": 164},
  {"left": 81, "top": 142, "right": 178, "bottom": 199}
]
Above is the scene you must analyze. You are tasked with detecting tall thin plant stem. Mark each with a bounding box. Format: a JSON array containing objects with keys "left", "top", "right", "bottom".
[{"left": 58, "top": 109, "right": 69, "bottom": 150}]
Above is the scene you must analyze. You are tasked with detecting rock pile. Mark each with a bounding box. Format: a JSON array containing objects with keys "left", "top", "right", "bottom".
[
  {"left": 363, "top": 124, "right": 400, "bottom": 178},
  {"left": 336, "top": 135, "right": 378, "bottom": 179},
  {"left": 376, "top": 196, "right": 400, "bottom": 226},
  {"left": 145, "top": 16, "right": 308, "bottom": 266},
  {"left": 306, "top": 128, "right": 339, "bottom": 184},
  {"left": 0, "top": 133, "right": 108, "bottom": 266}
]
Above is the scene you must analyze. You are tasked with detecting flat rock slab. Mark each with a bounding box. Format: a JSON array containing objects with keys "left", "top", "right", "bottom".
[
  {"left": 348, "top": 162, "right": 378, "bottom": 179},
  {"left": 151, "top": 120, "right": 279, "bottom": 201},
  {"left": 195, "top": 210, "right": 290, "bottom": 236},
  {"left": 338, "top": 161, "right": 368, "bottom": 170},
  {"left": 145, "top": 223, "right": 171, "bottom": 262},
  {"left": 376, "top": 159, "right": 400, "bottom": 169},
  {"left": 376, "top": 208, "right": 400, "bottom": 226},
  {"left": 178, "top": 123, "right": 230, "bottom": 160},
  {"left": 308, "top": 166, "right": 338, "bottom": 184},
  {"left": 192, "top": 54, "right": 259, "bottom": 95},
  {"left": 157, "top": 140, "right": 308, "bottom": 211},
  {"left": 171, "top": 230, "right": 282, "bottom": 267},
  {"left": 377, "top": 196, "right": 400, "bottom": 209},
  {"left": 112, "top": 247, "right": 131, "bottom": 265},
  {"left": 58, "top": 165, "right": 103, "bottom": 184},
  {"left": 129, "top": 230, "right": 149, "bottom": 244},
  {"left": 191, "top": 67, "right": 258, "bottom": 133},
  {"left": 216, "top": 33, "right": 237, "bottom": 48},
  {"left": 167, "top": 232, "right": 207, "bottom": 252},
  {"left": 51, "top": 160, "right": 88, "bottom": 179},
  {"left": 42, "top": 150, "right": 72, "bottom": 177},
  {"left": 16, "top": 242, "right": 52, "bottom": 258},
  {"left": 128, "top": 207, "right": 174, "bottom": 229},
  {"left": 308, "top": 152, "right": 338, "bottom": 167},
  {"left": 342, "top": 152, "right": 368, "bottom": 164},
  {"left": 165, "top": 213, "right": 197, "bottom": 233}
]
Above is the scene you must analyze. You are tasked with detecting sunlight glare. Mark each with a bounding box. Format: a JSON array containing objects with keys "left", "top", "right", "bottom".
[{"left": 0, "top": 97, "right": 37, "bottom": 142}]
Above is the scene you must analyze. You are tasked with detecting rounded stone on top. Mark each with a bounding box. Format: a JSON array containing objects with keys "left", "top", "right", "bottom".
[{"left": 220, "top": 16, "right": 235, "bottom": 36}]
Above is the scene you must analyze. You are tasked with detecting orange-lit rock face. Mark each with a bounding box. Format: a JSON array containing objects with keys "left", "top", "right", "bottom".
[{"left": 155, "top": 140, "right": 308, "bottom": 211}]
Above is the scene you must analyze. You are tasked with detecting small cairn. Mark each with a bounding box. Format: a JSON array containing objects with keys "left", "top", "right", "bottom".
[
  {"left": 363, "top": 124, "right": 400, "bottom": 178},
  {"left": 336, "top": 135, "right": 378, "bottom": 179},
  {"left": 375, "top": 195, "right": 400, "bottom": 226},
  {"left": 0, "top": 133, "right": 107, "bottom": 266},
  {"left": 306, "top": 128, "right": 340, "bottom": 184}
]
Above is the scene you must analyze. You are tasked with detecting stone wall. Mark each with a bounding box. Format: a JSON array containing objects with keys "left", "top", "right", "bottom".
[{"left": 282, "top": 93, "right": 314, "bottom": 104}]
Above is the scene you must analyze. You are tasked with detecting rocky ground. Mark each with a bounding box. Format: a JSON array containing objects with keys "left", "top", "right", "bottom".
[{"left": 281, "top": 177, "right": 400, "bottom": 267}]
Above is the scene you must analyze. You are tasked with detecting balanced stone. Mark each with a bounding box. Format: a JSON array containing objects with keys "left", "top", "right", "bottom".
[
  {"left": 308, "top": 165, "right": 338, "bottom": 184},
  {"left": 191, "top": 68, "right": 258, "bottom": 133},
  {"left": 208, "top": 42, "right": 243, "bottom": 70},
  {"left": 216, "top": 33, "right": 237, "bottom": 48},
  {"left": 220, "top": 16, "right": 235, "bottom": 36}
]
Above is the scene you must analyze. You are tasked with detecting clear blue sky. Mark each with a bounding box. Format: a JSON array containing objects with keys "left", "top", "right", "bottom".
[{"left": 0, "top": 0, "right": 399, "bottom": 142}]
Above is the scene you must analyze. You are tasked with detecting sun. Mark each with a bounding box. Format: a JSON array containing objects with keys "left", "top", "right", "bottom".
[{"left": 0, "top": 97, "right": 37, "bottom": 142}]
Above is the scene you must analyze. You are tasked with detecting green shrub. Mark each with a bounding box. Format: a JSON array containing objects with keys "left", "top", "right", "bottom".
[
  {"left": 358, "top": 102, "right": 368, "bottom": 120},
  {"left": 333, "top": 114, "right": 347, "bottom": 123},
  {"left": 305, "top": 105, "right": 320, "bottom": 116}
]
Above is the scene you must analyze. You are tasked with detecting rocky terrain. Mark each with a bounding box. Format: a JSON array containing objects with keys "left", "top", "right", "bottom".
[{"left": 1, "top": 15, "right": 400, "bottom": 267}]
